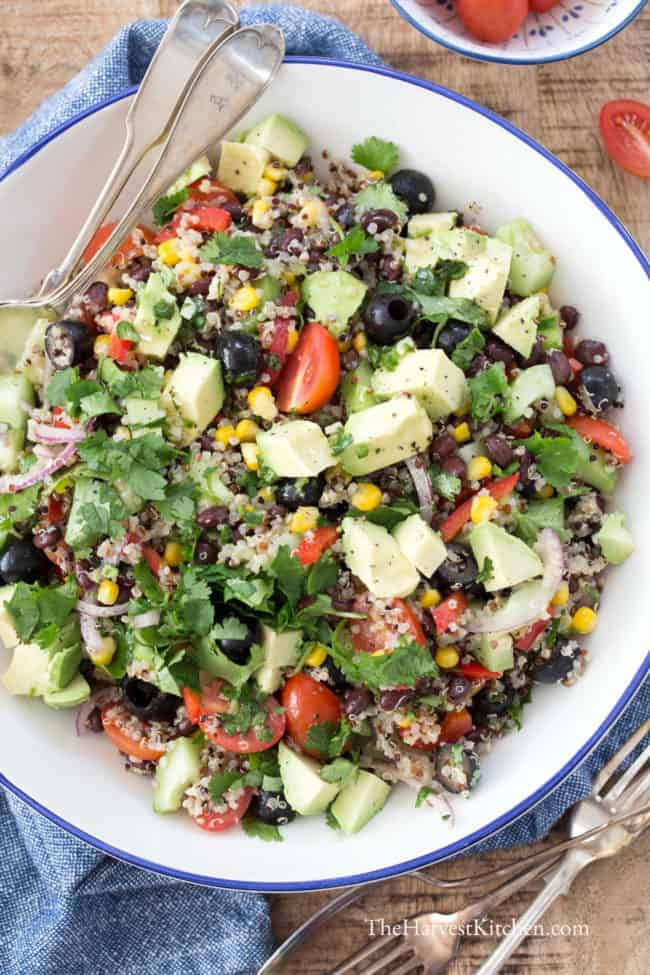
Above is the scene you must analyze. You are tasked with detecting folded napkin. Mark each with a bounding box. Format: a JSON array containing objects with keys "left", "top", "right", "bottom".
[{"left": 0, "top": 6, "right": 647, "bottom": 973}]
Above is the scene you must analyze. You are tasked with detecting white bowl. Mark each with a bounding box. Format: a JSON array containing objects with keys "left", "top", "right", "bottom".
[
  {"left": 391, "top": 0, "right": 647, "bottom": 64},
  {"left": 0, "top": 60, "right": 648, "bottom": 892}
]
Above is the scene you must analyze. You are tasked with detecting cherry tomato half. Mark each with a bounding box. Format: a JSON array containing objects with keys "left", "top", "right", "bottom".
[
  {"left": 455, "top": 0, "right": 528, "bottom": 44},
  {"left": 293, "top": 526, "right": 339, "bottom": 567},
  {"left": 108, "top": 333, "right": 134, "bottom": 364},
  {"left": 276, "top": 322, "right": 341, "bottom": 414},
  {"left": 599, "top": 100, "right": 650, "bottom": 180},
  {"left": 199, "top": 696, "right": 285, "bottom": 753},
  {"left": 351, "top": 594, "right": 426, "bottom": 655},
  {"left": 281, "top": 673, "right": 342, "bottom": 757},
  {"left": 182, "top": 680, "right": 230, "bottom": 724},
  {"left": 172, "top": 205, "right": 231, "bottom": 234},
  {"left": 101, "top": 703, "right": 166, "bottom": 762},
  {"left": 439, "top": 708, "right": 474, "bottom": 744},
  {"left": 189, "top": 789, "right": 253, "bottom": 832}
]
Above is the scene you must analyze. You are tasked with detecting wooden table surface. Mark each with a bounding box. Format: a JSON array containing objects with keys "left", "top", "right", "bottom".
[{"left": 1, "top": 2, "right": 648, "bottom": 973}]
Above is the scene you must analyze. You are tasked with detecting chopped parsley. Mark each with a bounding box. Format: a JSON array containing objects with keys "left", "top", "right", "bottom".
[
  {"left": 325, "top": 225, "right": 379, "bottom": 268},
  {"left": 6, "top": 580, "right": 78, "bottom": 643},
  {"left": 330, "top": 630, "right": 438, "bottom": 692},
  {"left": 199, "top": 232, "right": 263, "bottom": 268},
  {"left": 241, "top": 816, "right": 283, "bottom": 843},
  {"left": 468, "top": 363, "right": 509, "bottom": 424},
  {"left": 351, "top": 136, "right": 399, "bottom": 174},
  {"left": 451, "top": 326, "right": 486, "bottom": 371},
  {"left": 320, "top": 757, "right": 359, "bottom": 789},
  {"left": 152, "top": 187, "right": 189, "bottom": 226}
]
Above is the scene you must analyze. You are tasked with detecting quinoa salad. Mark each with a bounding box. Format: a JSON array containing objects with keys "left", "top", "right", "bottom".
[{"left": 0, "top": 115, "right": 635, "bottom": 839}]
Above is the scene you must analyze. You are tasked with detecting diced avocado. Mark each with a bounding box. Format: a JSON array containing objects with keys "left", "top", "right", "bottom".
[
  {"left": 504, "top": 364, "right": 556, "bottom": 423},
  {"left": 0, "top": 428, "right": 26, "bottom": 475},
  {"left": 404, "top": 236, "right": 438, "bottom": 274},
  {"left": 0, "top": 584, "right": 18, "bottom": 649},
  {"left": 278, "top": 740, "right": 341, "bottom": 815},
  {"left": 475, "top": 633, "right": 514, "bottom": 674},
  {"left": 538, "top": 313, "right": 562, "bottom": 350},
  {"left": 123, "top": 397, "right": 165, "bottom": 428},
  {"left": 407, "top": 212, "right": 457, "bottom": 238},
  {"left": 393, "top": 515, "right": 447, "bottom": 578},
  {"left": 43, "top": 673, "right": 90, "bottom": 709},
  {"left": 339, "top": 396, "right": 432, "bottom": 477},
  {"left": 65, "top": 479, "right": 108, "bottom": 550},
  {"left": 189, "top": 454, "right": 234, "bottom": 504},
  {"left": 48, "top": 644, "right": 82, "bottom": 691},
  {"left": 496, "top": 219, "right": 555, "bottom": 297},
  {"left": 16, "top": 317, "right": 49, "bottom": 388},
  {"left": 330, "top": 769, "right": 391, "bottom": 834},
  {"left": 245, "top": 113, "right": 309, "bottom": 167},
  {"left": 342, "top": 361, "right": 378, "bottom": 415},
  {"left": 371, "top": 349, "right": 467, "bottom": 420},
  {"left": 595, "top": 512, "right": 634, "bottom": 564},
  {"left": 492, "top": 295, "right": 541, "bottom": 359},
  {"left": 574, "top": 444, "right": 619, "bottom": 497},
  {"left": 341, "top": 517, "right": 419, "bottom": 599},
  {"left": 2, "top": 640, "right": 50, "bottom": 696},
  {"left": 302, "top": 271, "right": 367, "bottom": 337},
  {"left": 448, "top": 237, "right": 512, "bottom": 324},
  {"left": 134, "top": 272, "right": 182, "bottom": 361},
  {"left": 0, "top": 373, "right": 34, "bottom": 433},
  {"left": 153, "top": 737, "right": 202, "bottom": 814},
  {"left": 166, "top": 154, "right": 212, "bottom": 196},
  {"left": 469, "top": 521, "right": 543, "bottom": 592},
  {"left": 435, "top": 228, "right": 488, "bottom": 262},
  {"left": 257, "top": 421, "right": 334, "bottom": 478},
  {"left": 162, "top": 353, "right": 225, "bottom": 447},
  {"left": 255, "top": 624, "right": 303, "bottom": 695},
  {"left": 218, "top": 141, "right": 269, "bottom": 195}
]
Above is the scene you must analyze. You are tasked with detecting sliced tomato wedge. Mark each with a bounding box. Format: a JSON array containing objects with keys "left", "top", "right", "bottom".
[
  {"left": 439, "top": 708, "right": 474, "bottom": 744},
  {"left": 293, "top": 526, "right": 338, "bottom": 566},
  {"left": 276, "top": 322, "right": 341, "bottom": 414},
  {"left": 188, "top": 177, "right": 240, "bottom": 206},
  {"left": 199, "top": 695, "right": 285, "bottom": 753},
  {"left": 351, "top": 594, "right": 426, "bottom": 654},
  {"left": 515, "top": 609, "right": 555, "bottom": 651},
  {"left": 281, "top": 673, "right": 342, "bottom": 757},
  {"left": 567, "top": 415, "right": 632, "bottom": 465},
  {"left": 182, "top": 681, "right": 230, "bottom": 724},
  {"left": 458, "top": 660, "right": 501, "bottom": 680},
  {"left": 108, "top": 333, "right": 134, "bottom": 363},
  {"left": 189, "top": 789, "right": 253, "bottom": 832},
  {"left": 440, "top": 473, "right": 520, "bottom": 542},
  {"left": 101, "top": 703, "right": 166, "bottom": 762},
  {"left": 83, "top": 223, "right": 156, "bottom": 266},
  {"left": 599, "top": 100, "right": 650, "bottom": 180},
  {"left": 432, "top": 592, "right": 468, "bottom": 634},
  {"left": 182, "top": 687, "right": 203, "bottom": 724},
  {"left": 172, "top": 205, "right": 231, "bottom": 234}
]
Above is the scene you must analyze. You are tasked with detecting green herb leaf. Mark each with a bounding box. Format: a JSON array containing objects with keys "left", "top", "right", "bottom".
[
  {"left": 415, "top": 786, "right": 435, "bottom": 808},
  {"left": 412, "top": 261, "right": 468, "bottom": 297},
  {"left": 304, "top": 718, "right": 352, "bottom": 759},
  {"left": 6, "top": 581, "right": 78, "bottom": 643},
  {"left": 116, "top": 321, "right": 140, "bottom": 343},
  {"left": 329, "top": 429, "right": 353, "bottom": 456},
  {"left": 77, "top": 430, "right": 176, "bottom": 501},
  {"left": 326, "top": 806, "right": 341, "bottom": 830},
  {"left": 325, "top": 225, "right": 379, "bottom": 268},
  {"left": 306, "top": 551, "right": 338, "bottom": 596},
  {"left": 330, "top": 631, "right": 438, "bottom": 692},
  {"left": 98, "top": 360, "right": 163, "bottom": 400},
  {"left": 212, "top": 616, "right": 250, "bottom": 642},
  {"left": 79, "top": 389, "right": 120, "bottom": 418},
  {"left": 208, "top": 770, "right": 241, "bottom": 803},
  {"left": 452, "top": 326, "right": 486, "bottom": 371},
  {"left": 320, "top": 757, "right": 358, "bottom": 788},
  {"left": 76, "top": 482, "right": 127, "bottom": 549},
  {"left": 430, "top": 464, "right": 462, "bottom": 501},
  {"left": 199, "top": 232, "right": 263, "bottom": 269},
  {"left": 152, "top": 187, "right": 189, "bottom": 226},
  {"left": 520, "top": 432, "right": 580, "bottom": 489},
  {"left": 345, "top": 500, "right": 418, "bottom": 530},
  {"left": 351, "top": 136, "right": 399, "bottom": 174},
  {"left": 241, "top": 815, "right": 283, "bottom": 842},
  {"left": 468, "top": 363, "right": 509, "bottom": 424},
  {"left": 353, "top": 182, "right": 408, "bottom": 223},
  {"left": 268, "top": 546, "right": 307, "bottom": 608},
  {"left": 476, "top": 556, "right": 494, "bottom": 584}
]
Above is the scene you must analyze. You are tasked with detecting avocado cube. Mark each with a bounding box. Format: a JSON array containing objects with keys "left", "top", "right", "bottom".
[
  {"left": 371, "top": 349, "right": 467, "bottom": 421},
  {"left": 47, "top": 643, "right": 83, "bottom": 691},
  {"left": 16, "top": 317, "right": 49, "bottom": 388},
  {"left": 339, "top": 396, "right": 432, "bottom": 477},
  {"left": 134, "top": 272, "right": 182, "bottom": 361},
  {"left": 341, "top": 518, "right": 419, "bottom": 599},
  {"left": 162, "top": 353, "right": 224, "bottom": 447},
  {"left": 393, "top": 514, "right": 447, "bottom": 578},
  {"left": 166, "top": 154, "right": 212, "bottom": 196},
  {"left": 330, "top": 769, "right": 391, "bottom": 834},
  {"left": 0, "top": 427, "right": 26, "bottom": 475},
  {"left": 469, "top": 522, "right": 543, "bottom": 592},
  {"left": 342, "top": 361, "right": 378, "bottom": 415},
  {"left": 43, "top": 674, "right": 91, "bottom": 709},
  {"left": 475, "top": 633, "right": 514, "bottom": 674},
  {"left": 278, "top": 740, "right": 341, "bottom": 816},
  {"left": 435, "top": 228, "right": 488, "bottom": 262},
  {"left": 407, "top": 212, "right": 457, "bottom": 238},
  {"left": 123, "top": 397, "right": 166, "bottom": 428},
  {"left": 492, "top": 295, "right": 541, "bottom": 359},
  {"left": 0, "top": 373, "right": 34, "bottom": 431},
  {"left": 404, "top": 236, "right": 439, "bottom": 274},
  {"left": 448, "top": 237, "right": 512, "bottom": 324},
  {"left": 217, "top": 141, "right": 269, "bottom": 195},
  {"left": 0, "top": 584, "right": 18, "bottom": 649},
  {"left": 255, "top": 625, "right": 303, "bottom": 695},
  {"left": 257, "top": 420, "right": 334, "bottom": 478},
  {"left": 595, "top": 512, "right": 635, "bottom": 564},
  {"left": 301, "top": 271, "right": 367, "bottom": 337},
  {"left": 245, "top": 113, "right": 309, "bottom": 168},
  {"left": 2, "top": 640, "right": 51, "bottom": 697}
]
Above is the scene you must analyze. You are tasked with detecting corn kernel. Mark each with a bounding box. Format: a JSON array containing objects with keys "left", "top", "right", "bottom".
[
  {"left": 306, "top": 645, "right": 328, "bottom": 668},
  {"left": 337, "top": 337, "right": 352, "bottom": 353},
  {"left": 420, "top": 588, "right": 441, "bottom": 610},
  {"left": 555, "top": 386, "right": 578, "bottom": 417},
  {"left": 251, "top": 198, "right": 272, "bottom": 229},
  {"left": 467, "top": 456, "right": 493, "bottom": 482},
  {"left": 235, "top": 419, "right": 260, "bottom": 443},
  {"left": 94, "top": 334, "right": 112, "bottom": 358},
  {"left": 398, "top": 717, "right": 413, "bottom": 729},
  {"left": 264, "top": 163, "right": 288, "bottom": 182},
  {"left": 241, "top": 442, "right": 259, "bottom": 471},
  {"left": 89, "top": 635, "right": 117, "bottom": 667},
  {"left": 435, "top": 647, "right": 460, "bottom": 669},
  {"left": 298, "top": 198, "right": 328, "bottom": 228},
  {"left": 257, "top": 177, "right": 278, "bottom": 198},
  {"left": 537, "top": 484, "right": 555, "bottom": 499},
  {"left": 157, "top": 238, "right": 181, "bottom": 266},
  {"left": 107, "top": 287, "right": 133, "bottom": 306},
  {"left": 470, "top": 494, "right": 498, "bottom": 524},
  {"left": 571, "top": 606, "right": 598, "bottom": 635},
  {"left": 368, "top": 170, "right": 384, "bottom": 181},
  {"left": 163, "top": 542, "right": 185, "bottom": 568},
  {"left": 286, "top": 328, "right": 300, "bottom": 354},
  {"left": 97, "top": 579, "right": 119, "bottom": 606},
  {"left": 248, "top": 386, "right": 278, "bottom": 421},
  {"left": 229, "top": 285, "right": 260, "bottom": 313},
  {"left": 353, "top": 332, "right": 367, "bottom": 353},
  {"left": 352, "top": 483, "right": 382, "bottom": 512},
  {"left": 282, "top": 271, "right": 297, "bottom": 286},
  {"left": 290, "top": 506, "right": 319, "bottom": 533},
  {"left": 215, "top": 425, "right": 237, "bottom": 446},
  {"left": 552, "top": 582, "right": 570, "bottom": 607},
  {"left": 453, "top": 422, "right": 471, "bottom": 444},
  {"left": 258, "top": 486, "right": 276, "bottom": 503},
  {"left": 54, "top": 476, "right": 73, "bottom": 494}
]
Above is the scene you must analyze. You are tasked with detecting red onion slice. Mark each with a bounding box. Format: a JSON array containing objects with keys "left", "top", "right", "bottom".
[
  {"left": 131, "top": 609, "right": 160, "bottom": 629},
  {"left": 467, "top": 529, "right": 564, "bottom": 635},
  {"left": 0, "top": 441, "right": 78, "bottom": 493},
  {"left": 79, "top": 612, "right": 104, "bottom": 652},
  {"left": 28, "top": 419, "right": 87, "bottom": 444},
  {"left": 77, "top": 600, "right": 128, "bottom": 618},
  {"left": 406, "top": 455, "right": 434, "bottom": 525}
]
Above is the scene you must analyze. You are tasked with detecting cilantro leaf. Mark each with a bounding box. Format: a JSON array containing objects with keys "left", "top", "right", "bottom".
[
  {"left": 76, "top": 482, "right": 127, "bottom": 549},
  {"left": 79, "top": 389, "right": 120, "bottom": 418},
  {"left": 223, "top": 575, "right": 274, "bottom": 613},
  {"left": 415, "top": 786, "right": 435, "bottom": 808},
  {"left": 468, "top": 363, "right": 509, "bottom": 424},
  {"left": 354, "top": 182, "right": 408, "bottom": 223},
  {"left": 326, "top": 806, "right": 341, "bottom": 830},
  {"left": 330, "top": 631, "right": 438, "bottom": 692},
  {"left": 98, "top": 359, "right": 163, "bottom": 400},
  {"left": 452, "top": 326, "right": 486, "bottom": 371},
  {"left": 6, "top": 581, "right": 78, "bottom": 643},
  {"left": 268, "top": 546, "right": 307, "bottom": 608},
  {"left": 199, "top": 232, "right": 263, "bottom": 268},
  {"left": 153, "top": 187, "right": 189, "bottom": 226},
  {"left": 116, "top": 321, "right": 140, "bottom": 343},
  {"left": 325, "top": 225, "right": 379, "bottom": 268},
  {"left": 351, "top": 136, "right": 399, "bottom": 174},
  {"left": 241, "top": 815, "right": 283, "bottom": 843},
  {"left": 476, "top": 557, "right": 494, "bottom": 585},
  {"left": 77, "top": 431, "right": 176, "bottom": 501},
  {"left": 212, "top": 616, "right": 250, "bottom": 642},
  {"left": 304, "top": 720, "right": 337, "bottom": 758},
  {"left": 417, "top": 295, "right": 489, "bottom": 328},
  {"left": 208, "top": 770, "right": 241, "bottom": 803},
  {"left": 521, "top": 432, "right": 580, "bottom": 489},
  {"left": 430, "top": 464, "right": 462, "bottom": 502},
  {"left": 46, "top": 367, "right": 81, "bottom": 409},
  {"left": 320, "top": 757, "right": 359, "bottom": 789},
  {"left": 306, "top": 551, "right": 338, "bottom": 596},
  {"left": 345, "top": 500, "right": 417, "bottom": 530},
  {"left": 329, "top": 429, "right": 353, "bottom": 456},
  {"left": 191, "top": 636, "right": 264, "bottom": 689},
  {"left": 153, "top": 482, "right": 197, "bottom": 540},
  {"left": 412, "top": 261, "right": 468, "bottom": 297},
  {"left": 513, "top": 497, "right": 567, "bottom": 545}
]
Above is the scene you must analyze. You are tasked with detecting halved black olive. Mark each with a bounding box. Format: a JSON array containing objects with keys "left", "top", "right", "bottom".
[{"left": 45, "top": 320, "right": 94, "bottom": 369}]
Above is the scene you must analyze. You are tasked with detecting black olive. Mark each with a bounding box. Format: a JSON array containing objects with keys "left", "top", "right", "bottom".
[
  {"left": 217, "top": 616, "right": 262, "bottom": 664},
  {"left": 436, "top": 321, "right": 472, "bottom": 357},
  {"left": 579, "top": 365, "right": 620, "bottom": 413},
  {"left": 389, "top": 169, "right": 435, "bottom": 214},
  {"left": 249, "top": 790, "right": 296, "bottom": 826},
  {"left": 275, "top": 475, "right": 323, "bottom": 512},
  {"left": 363, "top": 293, "right": 418, "bottom": 345},
  {"left": 447, "top": 674, "right": 471, "bottom": 704},
  {"left": 0, "top": 538, "right": 49, "bottom": 584},
  {"left": 44, "top": 320, "right": 94, "bottom": 369},
  {"left": 436, "top": 543, "right": 478, "bottom": 590},
  {"left": 320, "top": 656, "right": 349, "bottom": 694},
  {"left": 216, "top": 332, "right": 262, "bottom": 386},
  {"left": 436, "top": 744, "right": 480, "bottom": 794},
  {"left": 472, "top": 685, "right": 514, "bottom": 719},
  {"left": 532, "top": 637, "right": 578, "bottom": 684},
  {"left": 122, "top": 677, "right": 181, "bottom": 722}
]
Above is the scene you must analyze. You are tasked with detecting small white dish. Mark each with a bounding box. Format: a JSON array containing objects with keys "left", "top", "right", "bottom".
[{"left": 0, "top": 59, "right": 648, "bottom": 891}]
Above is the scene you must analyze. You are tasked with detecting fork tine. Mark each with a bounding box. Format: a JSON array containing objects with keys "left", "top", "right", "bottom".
[
  {"left": 601, "top": 742, "right": 650, "bottom": 805},
  {"left": 327, "top": 933, "right": 399, "bottom": 975},
  {"left": 387, "top": 956, "right": 422, "bottom": 975},
  {"left": 592, "top": 718, "right": 650, "bottom": 797},
  {"left": 615, "top": 768, "right": 650, "bottom": 812},
  {"left": 354, "top": 941, "right": 412, "bottom": 975}
]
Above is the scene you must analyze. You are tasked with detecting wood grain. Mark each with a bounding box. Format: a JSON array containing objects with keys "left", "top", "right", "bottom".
[{"left": 0, "top": 3, "right": 648, "bottom": 973}]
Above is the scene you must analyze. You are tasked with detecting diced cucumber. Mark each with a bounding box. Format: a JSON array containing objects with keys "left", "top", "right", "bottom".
[
  {"left": 330, "top": 769, "right": 391, "bottom": 834},
  {"left": 153, "top": 737, "right": 202, "bottom": 814},
  {"left": 476, "top": 633, "right": 514, "bottom": 673},
  {"left": 504, "top": 364, "right": 555, "bottom": 423},
  {"left": 278, "top": 740, "right": 341, "bottom": 815}
]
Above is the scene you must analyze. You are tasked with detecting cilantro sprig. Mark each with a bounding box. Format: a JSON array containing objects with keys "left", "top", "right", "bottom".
[
  {"left": 77, "top": 430, "right": 177, "bottom": 501},
  {"left": 152, "top": 187, "right": 189, "bottom": 226},
  {"left": 199, "top": 232, "right": 263, "bottom": 268},
  {"left": 351, "top": 136, "right": 399, "bottom": 174},
  {"left": 329, "top": 628, "right": 438, "bottom": 692},
  {"left": 325, "top": 226, "right": 379, "bottom": 268},
  {"left": 468, "top": 363, "right": 509, "bottom": 424}
]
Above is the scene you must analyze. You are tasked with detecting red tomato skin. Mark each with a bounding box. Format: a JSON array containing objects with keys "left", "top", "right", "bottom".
[
  {"left": 83, "top": 223, "right": 155, "bottom": 266},
  {"left": 199, "top": 697, "right": 285, "bottom": 753},
  {"left": 281, "top": 674, "right": 342, "bottom": 757},
  {"left": 293, "top": 526, "right": 339, "bottom": 566},
  {"left": 276, "top": 322, "right": 341, "bottom": 414},
  {"left": 188, "top": 177, "right": 239, "bottom": 206},
  {"left": 456, "top": 0, "right": 528, "bottom": 43},
  {"left": 46, "top": 495, "right": 64, "bottom": 524},
  {"left": 101, "top": 705, "right": 166, "bottom": 762},
  {"left": 351, "top": 595, "right": 426, "bottom": 654},
  {"left": 173, "top": 205, "right": 231, "bottom": 234},
  {"left": 432, "top": 592, "right": 468, "bottom": 634},
  {"left": 142, "top": 546, "right": 164, "bottom": 576},
  {"left": 515, "top": 609, "right": 555, "bottom": 651},
  {"left": 182, "top": 687, "right": 202, "bottom": 724},
  {"left": 108, "top": 333, "right": 134, "bottom": 364},
  {"left": 599, "top": 100, "right": 650, "bottom": 180},
  {"left": 440, "top": 473, "right": 519, "bottom": 542},
  {"left": 458, "top": 661, "right": 501, "bottom": 680},
  {"left": 190, "top": 790, "right": 253, "bottom": 832},
  {"left": 439, "top": 708, "right": 474, "bottom": 744},
  {"left": 567, "top": 415, "right": 632, "bottom": 465},
  {"left": 529, "top": 0, "right": 560, "bottom": 10}
]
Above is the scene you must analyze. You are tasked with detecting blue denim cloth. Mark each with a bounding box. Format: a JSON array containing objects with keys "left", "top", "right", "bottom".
[{"left": 0, "top": 6, "right": 648, "bottom": 973}]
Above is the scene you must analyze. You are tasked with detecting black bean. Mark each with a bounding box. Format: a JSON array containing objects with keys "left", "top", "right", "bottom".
[
  {"left": 379, "top": 688, "right": 416, "bottom": 711},
  {"left": 221, "top": 202, "right": 245, "bottom": 223},
  {"left": 437, "top": 543, "right": 478, "bottom": 589},
  {"left": 560, "top": 305, "right": 579, "bottom": 330},
  {"left": 196, "top": 505, "right": 230, "bottom": 528},
  {"left": 466, "top": 353, "right": 490, "bottom": 376},
  {"left": 336, "top": 203, "right": 356, "bottom": 229},
  {"left": 430, "top": 434, "right": 456, "bottom": 461},
  {"left": 485, "top": 337, "right": 515, "bottom": 366},
  {"left": 126, "top": 258, "right": 153, "bottom": 283},
  {"left": 521, "top": 337, "right": 547, "bottom": 368},
  {"left": 574, "top": 340, "right": 609, "bottom": 366},
  {"left": 83, "top": 281, "right": 109, "bottom": 316},
  {"left": 32, "top": 526, "right": 62, "bottom": 550},
  {"left": 441, "top": 455, "right": 466, "bottom": 480},
  {"left": 547, "top": 350, "right": 572, "bottom": 386},
  {"left": 483, "top": 434, "right": 514, "bottom": 468},
  {"left": 176, "top": 718, "right": 198, "bottom": 737},
  {"left": 378, "top": 254, "right": 401, "bottom": 281},
  {"left": 195, "top": 540, "right": 219, "bottom": 564},
  {"left": 200, "top": 433, "right": 217, "bottom": 451},
  {"left": 279, "top": 228, "right": 305, "bottom": 255},
  {"left": 436, "top": 744, "right": 480, "bottom": 794},
  {"left": 188, "top": 278, "right": 211, "bottom": 296},
  {"left": 75, "top": 567, "right": 94, "bottom": 590},
  {"left": 517, "top": 449, "right": 536, "bottom": 491},
  {"left": 360, "top": 209, "right": 398, "bottom": 234},
  {"left": 342, "top": 687, "right": 373, "bottom": 717}
]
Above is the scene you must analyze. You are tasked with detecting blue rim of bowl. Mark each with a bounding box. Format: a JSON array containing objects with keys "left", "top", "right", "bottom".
[
  {"left": 390, "top": 0, "right": 648, "bottom": 66},
  {"left": 0, "top": 57, "right": 648, "bottom": 892}
]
